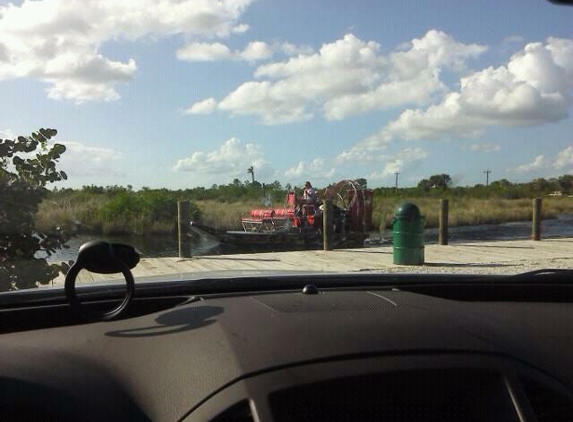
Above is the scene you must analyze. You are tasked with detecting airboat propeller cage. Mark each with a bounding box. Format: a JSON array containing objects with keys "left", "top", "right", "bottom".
[{"left": 324, "top": 179, "right": 374, "bottom": 232}]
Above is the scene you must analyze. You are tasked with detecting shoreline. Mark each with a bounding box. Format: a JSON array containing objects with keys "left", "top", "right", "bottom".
[
  {"left": 47, "top": 237, "right": 573, "bottom": 286},
  {"left": 42, "top": 214, "right": 573, "bottom": 263}
]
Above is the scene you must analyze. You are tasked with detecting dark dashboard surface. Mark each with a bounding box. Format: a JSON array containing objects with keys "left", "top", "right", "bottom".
[{"left": 1, "top": 285, "right": 573, "bottom": 421}]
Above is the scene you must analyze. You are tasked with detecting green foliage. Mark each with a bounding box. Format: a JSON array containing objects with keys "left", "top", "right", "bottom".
[
  {"left": 558, "top": 175, "right": 573, "bottom": 193},
  {"left": 39, "top": 173, "right": 573, "bottom": 237},
  {"left": 1, "top": 129, "right": 69, "bottom": 291},
  {"left": 417, "top": 174, "right": 452, "bottom": 191}
]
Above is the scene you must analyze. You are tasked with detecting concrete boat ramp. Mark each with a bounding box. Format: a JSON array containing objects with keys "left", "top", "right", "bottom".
[{"left": 49, "top": 237, "right": 573, "bottom": 285}]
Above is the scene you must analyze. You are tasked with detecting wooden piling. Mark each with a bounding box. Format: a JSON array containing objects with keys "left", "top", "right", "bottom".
[
  {"left": 439, "top": 199, "right": 449, "bottom": 245},
  {"left": 532, "top": 197, "right": 542, "bottom": 241},
  {"left": 178, "top": 200, "right": 192, "bottom": 258},
  {"left": 323, "top": 199, "right": 332, "bottom": 251}
]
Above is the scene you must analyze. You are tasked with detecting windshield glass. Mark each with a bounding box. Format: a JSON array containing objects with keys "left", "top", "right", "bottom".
[{"left": 1, "top": 0, "right": 572, "bottom": 292}]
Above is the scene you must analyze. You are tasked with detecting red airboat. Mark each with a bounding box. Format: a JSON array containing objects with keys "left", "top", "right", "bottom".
[{"left": 191, "top": 180, "right": 373, "bottom": 252}]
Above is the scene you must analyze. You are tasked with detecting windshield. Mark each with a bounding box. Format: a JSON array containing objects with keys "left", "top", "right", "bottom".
[{"left": 1, "top": 0, "right": 572, "bottom": 292}]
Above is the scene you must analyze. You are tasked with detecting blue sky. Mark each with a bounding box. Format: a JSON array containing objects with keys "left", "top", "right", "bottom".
[{"left": 0, "top": 0, "right": 572, "bottom": 189}]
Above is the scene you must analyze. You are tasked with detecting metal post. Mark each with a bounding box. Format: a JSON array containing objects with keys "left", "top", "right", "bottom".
[
  {"left": 532, "top": 197, "right": 542, "bottom": 241},
  {"left": 439, "top": 199, "right": 449, "bottom": 245},
  {"left": 178, "top": 200, "right": 192, "bottom": 258},
  {"left": 323, "top": 199, "right": 332, "bottom": 251}
]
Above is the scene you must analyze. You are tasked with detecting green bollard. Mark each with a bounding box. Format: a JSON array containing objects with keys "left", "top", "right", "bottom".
[{"left": 392, "top": 203, "right": 425, "bottom": 265}]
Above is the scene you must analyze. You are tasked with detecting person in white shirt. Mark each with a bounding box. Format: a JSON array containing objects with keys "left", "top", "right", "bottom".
[{"left": 302, "top": 181, "right": 317, "bottom": 204}]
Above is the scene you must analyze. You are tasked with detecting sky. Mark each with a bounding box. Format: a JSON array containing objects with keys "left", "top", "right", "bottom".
[{"left": 0, "top": 0, "right": 572, "bottom": 190}]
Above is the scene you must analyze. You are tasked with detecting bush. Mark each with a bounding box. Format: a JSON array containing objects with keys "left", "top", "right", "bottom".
[{"left": 0, "top": 129, "right": 70, "bottom": 291}]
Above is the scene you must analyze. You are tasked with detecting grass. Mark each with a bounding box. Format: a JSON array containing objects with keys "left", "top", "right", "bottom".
[
  {"left": 372, "top": 197, "right": 572, "bottom": 230},
  {"left": 36, "top": 194, "right": 572, "bottom": 236},
  {"left": 194, "top": 199, "right": 261, "bottom": 231}
]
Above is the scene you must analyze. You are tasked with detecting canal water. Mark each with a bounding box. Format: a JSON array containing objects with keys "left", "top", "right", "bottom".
[{"left": 48, "top": 214, "right": 573, "bottom": 261}]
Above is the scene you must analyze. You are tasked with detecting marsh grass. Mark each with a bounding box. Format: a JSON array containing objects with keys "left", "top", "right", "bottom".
[
  {"left": 195, "top": 199, "right": 262, "bottom": 230},
  {"left": 37, "top": 194, "right": 572, "bottom": 235},
  {"left": 373, "top": 197, "right": 571, "bottom": 229}
]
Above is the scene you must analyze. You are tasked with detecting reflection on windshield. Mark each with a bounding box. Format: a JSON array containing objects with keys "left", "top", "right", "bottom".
[{"left": 1, "top": 0, "right": 572, "bottom": 291}]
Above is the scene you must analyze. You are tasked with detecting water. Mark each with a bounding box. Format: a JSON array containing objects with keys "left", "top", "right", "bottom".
[{"left": 48, "top": 214, "right": 573, "bottom": 261}]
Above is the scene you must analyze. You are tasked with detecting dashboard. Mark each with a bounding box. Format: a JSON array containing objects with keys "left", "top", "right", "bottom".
[{"left": 1, "top": 279, "right": 573, "bottom": 421}]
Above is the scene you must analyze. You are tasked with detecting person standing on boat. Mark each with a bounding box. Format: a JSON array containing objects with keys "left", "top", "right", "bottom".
[{"left": 302, "top": 181, "right": 317, "bottom": 205}]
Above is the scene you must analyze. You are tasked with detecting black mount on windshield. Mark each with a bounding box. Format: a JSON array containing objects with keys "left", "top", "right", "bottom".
[{"left": 65, "top": 240, "right": 140, "bottom": 321}]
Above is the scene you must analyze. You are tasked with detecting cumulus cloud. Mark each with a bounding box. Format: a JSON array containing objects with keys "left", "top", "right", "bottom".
[
  {"left": 0, "top": 0, "right": 254, "bottom": 102},
  {"left": 554, "top": 146, "right": 573, "bottom": 169},
  {"left": 176, "top": 42, "right": 233, "bottom": 62},
  {"left": 512, "top": 155, "right": 548, "bottom": 173},
  {"left": 238, "top": 41, "right": 274, "bottom": 62},
  {"left": 176, "top": 40, "right": 313, "bottom": 64},
  {"left": 368, "top": 148, "right": 429, "bottom": 180},
  {"left": 232, "top": 23, "right": 250, "bottom": 34},
  {"left": 177, "top": 41, "right": 273, "bottom": 63},
  {"left": 195, "top": 30, "right": 486, "bottom": 124},
  {"left": 284, "top": 158, "right": 334, "bottom": 179},
  {"left": 57, "top": 141, "right": 125, "bottom": 178},
  {"left": 185, "top": 97, "right": 218, "bottom": 114},
  {"left": 374, "top": 37, "right": 573, "bottom": 143},
  {"left": 510, "top": 146, "right": 573, "bottom": 173},
  {"left": 173, "top": 137, "right": 273, "bottom": 185}
]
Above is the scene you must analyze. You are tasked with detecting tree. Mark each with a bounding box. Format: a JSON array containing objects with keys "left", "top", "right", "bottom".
[
  {"left": 529, "top": 178, "right": 551, "bottom": 193},
  {"left": 558, "top": 175, "right": 573, "bottom": 193},
  {"left": 417, "top": 174, "right": 451, "bottom": 192},
  {"left": 268, "top": 180, "right": 282, "bottom": 190},
  {"left": 247, "top": 166, "right": 255, "bottom": 184},
  {"left": 429, "top": 174, "right": 452, "bottom": 189},
  {"left": 0, "top": 128, "right": 70, "bottom": 291}
]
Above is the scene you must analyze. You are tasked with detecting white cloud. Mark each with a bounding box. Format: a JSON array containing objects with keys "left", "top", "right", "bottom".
[
  {"left": 554, "top": 146, "right": 573, "bottom": 169},
  {"left": 510, "top": 146, "right": 573, "bottom": 174},
  {"left": 368, "top": 148, "right": 429, "bottom": 180},
  {"left": 185, "top": 97, "right": 218, "bottom": 114},
  {"left": 177, "top": 40, "right": 311, "bottom": 64},
  {"left": 238, "top": 41, "right": 273, "bottom": 62},
  {"left": 376, "top": 37, "right": 573, "bottom": 142},
  {"left": 204, "top": 30, "right": 486, "bottom": 124},
  {"left": 232, "top": 23, "right": 250, "bottom": 34},
  {"left": 177, "top": 40, "right": 273, "bottom": 63},
  {"left": 57, "top": 141, "right": 124, "bottom": 178},
  {"left": 469, "top": 143, "right": 501, "bottom": 152},
  {"left": 176, "top": 42, "right": 233, "bottom": 62},
  {"left": 512, "top": 155, "right": 548, "bottom": 173},
  {"left": 323, "top": 69, "right": 445, "bottom": 120},
  {"left": 173, "top": 137, "right": 273, "bottom": 185},
  {"left": 284, "top": 158, "right": 333, "bottom": 179},
  {"left": 218, "top": 81, "right": 313, "bottom": 124},
  {"left": 0, "top": 0, "right": 255, "bottom": 102}
]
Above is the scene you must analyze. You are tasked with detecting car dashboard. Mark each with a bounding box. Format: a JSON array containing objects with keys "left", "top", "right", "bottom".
[{"left": 1, "top": 276, "right": 573, "bottom": 422}]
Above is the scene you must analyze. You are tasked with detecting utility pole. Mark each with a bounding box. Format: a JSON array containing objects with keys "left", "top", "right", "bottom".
[
  {"left": 394, "top": 172, "right": 400, "bottom": 191},
  {"left": 483, "top": 169, "right": 492, "bottom": 186}
]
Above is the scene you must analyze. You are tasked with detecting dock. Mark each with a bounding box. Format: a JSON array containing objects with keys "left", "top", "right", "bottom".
[{"left": 49, "top": 237, "right": 573, "bottom": 285}]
